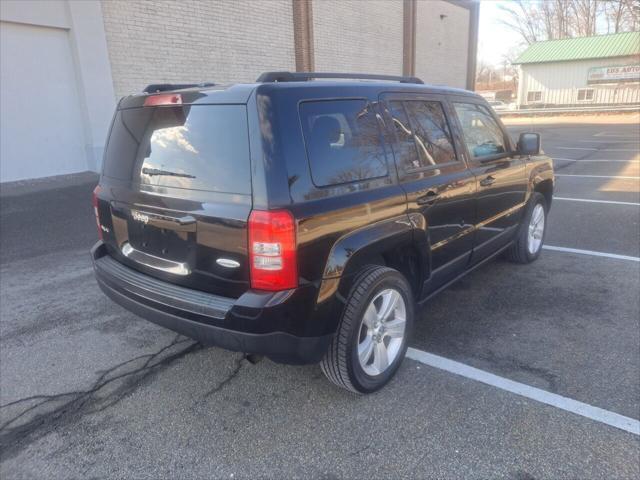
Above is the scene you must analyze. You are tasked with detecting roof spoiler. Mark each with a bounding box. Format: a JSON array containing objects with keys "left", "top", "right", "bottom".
[
  {"left": 256, "top": 71, "right": 424, "bottom": 84},
  {"left": 143, "top": 83, "right": 215, "bottom": 93}
]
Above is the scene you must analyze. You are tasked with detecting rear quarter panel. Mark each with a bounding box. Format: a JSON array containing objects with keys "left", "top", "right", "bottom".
[{"left": 254, "top": 84, "right": 411, "bottom": 288}]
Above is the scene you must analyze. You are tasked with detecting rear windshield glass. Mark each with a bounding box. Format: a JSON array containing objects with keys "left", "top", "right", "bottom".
[
  {"left": 103, "top": 105, "right": 250, "bottom": 194},
  {"left": 299, "top": 100, "right": 388, "bottom": 187}
]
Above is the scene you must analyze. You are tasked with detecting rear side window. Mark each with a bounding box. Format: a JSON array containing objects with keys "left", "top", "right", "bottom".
[
  {"left": 299, "top": 100, "right": 388, "bottom": 187},
  {"left": 103, "top": 105, "right": 250, "bottom": 194},
  {"left": 453, "top": 103, "right": 506, "bottom": 159},
  {"left": 387, "top": 100, "right": 457, "bottom": 170}
]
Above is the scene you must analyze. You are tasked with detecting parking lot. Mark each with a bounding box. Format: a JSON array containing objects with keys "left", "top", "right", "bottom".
[{"left": 1, "top": 119, "right": 639, "bottom": 479}]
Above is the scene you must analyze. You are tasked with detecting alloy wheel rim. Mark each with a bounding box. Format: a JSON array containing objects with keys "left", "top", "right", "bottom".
[
  {"left": 527, "top": 203, "right": 545, "bottom": 255},
  {"left": 357, "top": 288, "right": 406, "bottom": 376}
]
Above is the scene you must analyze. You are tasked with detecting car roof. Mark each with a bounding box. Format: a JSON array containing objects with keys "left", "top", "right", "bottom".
[
  {"left": 252, "top": 80, "right": 476, "bottom": 96},
  {"left": 119, "top": 79, "right": 482, "bottom": 108}
]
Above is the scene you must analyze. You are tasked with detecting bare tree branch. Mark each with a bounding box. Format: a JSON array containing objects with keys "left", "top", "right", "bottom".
[{"left": 498, "top": 0, "right": 638, "bottom": 44}]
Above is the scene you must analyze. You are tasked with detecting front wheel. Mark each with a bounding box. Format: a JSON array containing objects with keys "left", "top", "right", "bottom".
[
  {"left": 320, "top": 266, "right": 414, "bottom": 394},
  {"left": 505, "top": 192, "right": 547, "bottom": 264}
]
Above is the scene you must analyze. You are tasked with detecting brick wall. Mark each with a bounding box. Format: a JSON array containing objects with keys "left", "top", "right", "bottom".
[
  {"left": 101, "top": 0, "right": 295, "bottom": 98},
  {"left": 415, "top": 0, "right": 469, "bottom": 88},
  {"left": 311, "top": 0, "right": 403, "bottom": 75},
  {"left": 101, "top": 0, "right": 471, "bottom": 98}
]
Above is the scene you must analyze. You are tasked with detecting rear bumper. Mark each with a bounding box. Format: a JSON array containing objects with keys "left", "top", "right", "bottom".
[{"left": 92, "top": 242, "right": 333, "bottom": 364}]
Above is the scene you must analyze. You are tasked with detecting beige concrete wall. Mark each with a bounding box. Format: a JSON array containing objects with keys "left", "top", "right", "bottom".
[
  {"left": 101, "top": 0, "right": 296, "bottom": 98},
  {"left": 518, "top": 56, "right": 640, "bottom": 106},
  {"left": 312, "top": 0, "right": 403, "bottom": 75},
  {"left": 415, "top": 0, "right": 469, "bottom": 88}
]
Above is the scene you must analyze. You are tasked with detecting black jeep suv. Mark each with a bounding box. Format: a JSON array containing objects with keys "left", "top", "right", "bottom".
[{"left": 92, "top": 72, "right": 554, "bottom": 393}]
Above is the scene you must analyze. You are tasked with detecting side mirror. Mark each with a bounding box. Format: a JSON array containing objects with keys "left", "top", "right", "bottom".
[{"left": 517, "top": 132, "right": 541, "bottom": 156}]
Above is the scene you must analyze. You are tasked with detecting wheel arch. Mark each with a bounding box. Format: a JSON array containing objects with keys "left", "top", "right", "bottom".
[
  {"left": 320, "top": 215, "right": 426, "bottom": 300},
  {"left": 528, "top": 157, "right": 554, "bottom": 210},
  {"left": 534, "top": 178, "right": 554, "bottom": 210}
]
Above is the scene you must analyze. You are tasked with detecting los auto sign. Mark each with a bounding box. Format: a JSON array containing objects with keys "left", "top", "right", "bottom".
[{"left": 587, "top": 65, "right": 640, "bottom": 84}]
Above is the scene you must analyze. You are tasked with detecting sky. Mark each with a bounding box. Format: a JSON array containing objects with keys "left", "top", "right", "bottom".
[{"left": 477, "top": 0, "right": 527, "bottom": 67}]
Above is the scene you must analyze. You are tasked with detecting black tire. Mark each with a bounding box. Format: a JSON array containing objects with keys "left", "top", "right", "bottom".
[
  {"left": 320, "top": 265, "right": 414, "bottom": 394},
  {"left": 505, "top": 192, "right": 547, "bottom": 264}
]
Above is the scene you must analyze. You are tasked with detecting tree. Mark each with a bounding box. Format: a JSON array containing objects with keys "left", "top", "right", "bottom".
[
  {"left": 604, "top": 0, "right": 640, "bottom": 32},
  {"left": 571, "top": 0, "right": 600, "bottom": 37},
  {"left": 499, "top": 0, "right": 640, "bottom": 46},
  {"left": 498, "top": 0, "right": 544, "bottom": 44}
]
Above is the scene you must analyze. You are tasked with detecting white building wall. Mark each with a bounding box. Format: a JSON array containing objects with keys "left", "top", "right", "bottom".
[
  {"left": 415, "top": 0, "right": 469, "bottom": 88},
  {"left": 518, "top": 56, "right": 640, "bottom": 106},
  {"left": 312, "top": 0, "right": 404, "bottom": 75},
  {"left": 101, "top": 0, "right": 296, "bottom": 99},
  {"left": 0, "top": 0, "right": 115, "bottom": 182}
]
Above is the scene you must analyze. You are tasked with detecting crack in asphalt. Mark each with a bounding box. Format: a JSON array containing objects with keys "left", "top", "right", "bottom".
[
  {"left": 202, "top": 353, "right": 246, "bottom": 399},
  {"left": 0, "top": 334, "right": 201, "bottom": 460}
]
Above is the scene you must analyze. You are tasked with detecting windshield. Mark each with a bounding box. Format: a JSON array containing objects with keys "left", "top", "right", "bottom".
[{"left": 103, "top": 105, "right": 250, "bottom": 194}]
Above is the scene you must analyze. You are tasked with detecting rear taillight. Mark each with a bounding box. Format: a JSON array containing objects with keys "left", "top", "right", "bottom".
[
  {"left": 143, "top": 93, "right": 182, "bottom": 106},
  {"left": 92, "top": 185, "right": 102, "bottom": 240},
  {"left": 248, "top": 210, "right": 297, "bottom": 291}
]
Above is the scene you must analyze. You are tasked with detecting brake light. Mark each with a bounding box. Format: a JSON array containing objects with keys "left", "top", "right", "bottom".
[
  {"left": 248, "top": 210, "right": 297, "bottom": 291},
  {"left": 143, "top": 93, "right": 182, "bottom": 106},
  {"left": 92, "top": 185, "right": 102, "bottom": 240}
]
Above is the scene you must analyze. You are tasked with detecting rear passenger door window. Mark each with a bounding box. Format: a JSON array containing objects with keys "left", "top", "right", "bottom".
[
  {"left": 386, "top": 101, "right": 422, "bottom": 170},
  {"left": 299, "top": 100, "right": 388, "bottom": 187},
  {"left": 452, "top": 103, "right": 507, "bottom": 160},
  {"left": 404, "top": 101, "right": 458, "bottom": 167},
  {"left": 386, "top": 100, "right": 458, "bottom": 172}
]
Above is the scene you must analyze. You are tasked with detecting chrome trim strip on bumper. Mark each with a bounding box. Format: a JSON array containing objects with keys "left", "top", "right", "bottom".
[{"left": 121, "top": 242, "right": 190, "bottom": 276}]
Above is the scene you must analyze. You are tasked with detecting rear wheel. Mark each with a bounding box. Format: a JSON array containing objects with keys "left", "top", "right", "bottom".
[
  {"left": 505, "top": 192, "right": 547, "bottom": 264},
  {"left": 320, "top": 266, "right": 413, "bottom": 394}
]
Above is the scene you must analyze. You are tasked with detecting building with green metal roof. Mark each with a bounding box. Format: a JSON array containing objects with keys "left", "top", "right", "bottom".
[{"left": 513, "top": 32, "right": 640, "bottom": 108}]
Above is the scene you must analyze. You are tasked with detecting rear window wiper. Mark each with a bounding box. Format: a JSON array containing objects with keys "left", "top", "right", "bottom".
[{"left": 142, "top": 167, "right": 195, "bottom": 179}]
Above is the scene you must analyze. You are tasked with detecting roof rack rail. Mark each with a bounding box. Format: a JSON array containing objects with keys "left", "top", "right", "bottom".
[
  {"left": 143, "top": 83, "right": 215, "bottom": 93},
  {"left": 256, "top": 71, "right": 423, "bottom": 84}
]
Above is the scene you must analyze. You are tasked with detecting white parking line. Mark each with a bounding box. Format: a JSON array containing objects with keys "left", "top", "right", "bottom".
[
  {"left": 543, "top": 245, "right": 640, "bottom": 262},
  {"left": 555, "top": 174, "right": 640, "bottom": 179},
  {"left": 575, "top": 140, "right": 640, "bottom": 144},
  {"left": 406, "top": 348, "right": 640, "bottom": 435},
  {"left": 554, "top": 197, "right": 640, "bottom": 206},
  {"left": 594, "top": 132, "right": 640, "bottom": 138},
  {"left": 553, "top": 157, "right": 640, "bottom": 163},
  {"left": 553, "top": 147, "right": 639, "bottom": 152}
]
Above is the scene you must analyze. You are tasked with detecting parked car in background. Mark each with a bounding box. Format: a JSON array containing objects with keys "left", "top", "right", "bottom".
[
  {"left": 488, "top": 100, "right": 516, "bottom": 111},
  {"left": 92, "top": 72, "right": 554, "bottom": 393}
]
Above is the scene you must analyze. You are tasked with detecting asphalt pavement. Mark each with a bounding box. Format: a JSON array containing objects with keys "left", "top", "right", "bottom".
[{"left": 1, "top": 122, "right": 639, "bottom": 479}]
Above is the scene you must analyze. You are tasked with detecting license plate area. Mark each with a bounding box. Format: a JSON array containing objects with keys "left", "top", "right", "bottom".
[{"left": 127, "top": 221, "right": 193, "bottom": 262}]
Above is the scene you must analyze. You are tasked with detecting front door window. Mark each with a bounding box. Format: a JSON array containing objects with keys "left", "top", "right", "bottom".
[{"left": 453, "top": 103, "right": 506, "bottom": 159}]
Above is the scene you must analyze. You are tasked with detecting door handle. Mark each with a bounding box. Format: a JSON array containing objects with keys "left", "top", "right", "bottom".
[
  {"left": 417, "top": 190, "right": 439, "bottom": 206},
  {"left": 480, "top": 175, "right": 496, "bottom": 187}
]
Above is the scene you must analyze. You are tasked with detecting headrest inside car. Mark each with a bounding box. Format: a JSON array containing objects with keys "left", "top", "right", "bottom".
[{"left": 311, "top": 116, "right": 342, "bottom": 144}]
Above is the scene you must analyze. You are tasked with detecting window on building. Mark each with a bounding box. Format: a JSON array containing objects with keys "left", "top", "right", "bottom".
[
  {"left": 527, "top": 91, "right": 542, "bottom": 103},
  {"left": 299, "top": 100, "right": 388, "bottom": 187},
  {"left": 577, "top": 88, "right": 595, "bottom": 101},
  {"left": 453, "top": 103, "right": 507, "bottom": 160}
]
